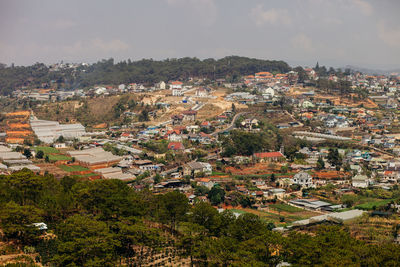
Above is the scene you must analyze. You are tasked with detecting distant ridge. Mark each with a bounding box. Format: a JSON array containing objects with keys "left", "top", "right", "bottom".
[{"left": 345, "top": 65, "right": 400, "bottom": 76}]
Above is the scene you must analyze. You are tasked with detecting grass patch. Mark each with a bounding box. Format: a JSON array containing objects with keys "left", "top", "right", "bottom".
[
  {"left": 34, "top": 146, "right": 71, "bottom": 161},
  {"left": 33, "top": 146, "right": 60, "bottom": 154},
  {"left": 269, "top": 203, "right": 303, "bottom": 213},
  {"left": 58, "top": 165, "right": 88, "bottom": 172},
  {"left": 48, "top": 154, "right": 71, "bottom": 161},
  {"left": 211, "top": 171, "right": 227, "bottom": 176},
  {"left": 355, "top": 199, "right": 392, "bottom": 210}
]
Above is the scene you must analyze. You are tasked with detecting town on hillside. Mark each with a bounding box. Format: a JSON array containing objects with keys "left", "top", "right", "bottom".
[{"left": 1, "top": 60, "right": 400, "bottom": 265}]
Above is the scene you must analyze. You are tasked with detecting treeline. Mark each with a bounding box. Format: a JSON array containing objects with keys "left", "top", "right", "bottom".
[
  {"left": 1, "top": 170, "right": 400, "bottom": 266},
  {"left": 0, "top": 56, "right": 291, "bottom": 95}
]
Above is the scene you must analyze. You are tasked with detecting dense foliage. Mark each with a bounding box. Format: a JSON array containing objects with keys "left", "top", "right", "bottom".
[
  {"left": 221, "top": 130, "right": 276, "bottom": 156},
  {"left": 0, "top": 170, "right": 400, "bottom": 266},
  {"left": 0, "top": 56, "right": 291, "bottom": 95}
]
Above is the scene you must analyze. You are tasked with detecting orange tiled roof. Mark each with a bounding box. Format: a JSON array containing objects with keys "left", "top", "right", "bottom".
[
  {"left": 171, "top": 81, "right": 183, "bottom": 85},
  {"left": 255, "top": 71, "right": 272, "bottom": 76},
  {"left": 254, "top": 152, "right": 284, "bottom": 158}
]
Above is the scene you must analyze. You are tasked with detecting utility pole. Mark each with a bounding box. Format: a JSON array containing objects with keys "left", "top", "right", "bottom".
[{"left": 214, "top": 65, "right": 216, "bottom": 81}]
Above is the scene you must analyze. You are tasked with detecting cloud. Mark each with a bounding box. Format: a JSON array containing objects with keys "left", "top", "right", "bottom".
[
  {"left": 352, "top": 0, "right": 373, "bottom": 16},
  {"left": 165, "top": 0, "right": 217, "bottom": 26},
  {"left": 378, "top": 21, "right": 400, "bottom": 48},
  {"left": 291, "top": 33, "right": 313, "bottom": 52},
  {"left": 251, "top": 5, "right": 292, "bottom": 26}
]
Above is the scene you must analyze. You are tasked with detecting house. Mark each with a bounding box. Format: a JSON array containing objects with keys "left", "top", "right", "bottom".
[
  {"left": 155, "top": 81, "right": 166, "bottom": 90},
  {"left": 168, "top": 142, "right": 185, "bottom": 151},
  {"left": 200, "top": 121, "right": 211, "bottom": 129},
  {"left": 118, "top": 84, "right": 126, "bottom": 91},
  {"left": 94, "top": 87, "right": 107, "bottom": 95},
  {"left": 241, "top": 118, "right": 259, "bottom": 130},
  {"left": 300, "top": 100, "right": 315, "bottom": 109},
  {"left": 267, "top": 188, "right": 286, "bottom": 199},
  {"left": 383, "top": 170, "right": 400, "bottom": 182},
  {"left": 255, "top": 71, "right": 273, "bottom": 81},
  {"left": 198, "top": 132, "right": 213, "bottom": 144},
  {"left": 53, "top": 143, "right": 66, "bottom": 149},
  {"left": 182, "top": 110, "right": 197, "bottom": 121},
  {"left": 350, "top": 164, "right": 362, "bottom": 174},
  {"left": 216, "top": 115, "right": 228, "bottom": 123},
  {"left": 262, "top": 87, "right": 275, "bottom": 97},
  {"left": 165, "top": 130, "right": 182, "bottom": 142},
  {"left": 253, "top": 152, "right": 285, "bottom": 163},
  {"left": 170, "top": 81, "right": 183, "bottom": 89},
  {"left": 292, "top": 172, "right": 313, "bottom": 188},
  {"left": 184, "top": 161, "right": 212, "bottom": 176},
  {"left": 197, "top": 178, "right": 215, "bottom": 189},
  {"left": 172, "top": 88, "right": 184, "bottom": 96},
  {"left": 196, "top": 88, "right": 209, "bottom": 97},
  {"left": 171, "top": 115, "right": 184, "bottom": 125},
  {"left": 352, "top": 174, "right": 369, "bottom": 188}
]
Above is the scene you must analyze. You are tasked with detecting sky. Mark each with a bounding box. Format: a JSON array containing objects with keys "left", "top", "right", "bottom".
[{"left": 0, "top": 0, "right": 399, "bottom": 69}]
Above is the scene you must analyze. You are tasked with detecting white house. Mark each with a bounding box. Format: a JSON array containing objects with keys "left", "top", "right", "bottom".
[
  {"left": 293, "top": 172, "right": 313, "bottom": 188},
  {"left": 170, "top": 81, "right": 183, "bottom": 89},
  {"left": 300, "top": 100, "right": 315, "bottom": 109},
  {"left": 94, "top": 87, "right": 107, "bottom": 95},
  {"left": 198, "top": 178, "right": 215, "bottom": 189},
  {"left": 156, "top": 81, "right": 166, "bottom": 90},
  {"left": 195, "top": 88, "right": 208, "bottom": 97},
  {"left": 262, "top": 87, "right": 275, "bottom": 97},
  {"left": 54, "top": 143, "right": 66, "bottom": 149},
  {"left": 172, "top": 88, "right": 184, "bottom": 96},
  {"left": 352, "top": 174, "right": 369, "bottom": 188}
]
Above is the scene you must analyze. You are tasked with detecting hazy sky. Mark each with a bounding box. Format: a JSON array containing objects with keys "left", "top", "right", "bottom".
[{"left": 1, "top": 0, "right": 399, "bottom": 69}]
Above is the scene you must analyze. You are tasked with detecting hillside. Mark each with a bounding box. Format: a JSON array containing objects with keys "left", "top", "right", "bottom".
[
  {"left": 0, "top": 56, "right": 291, "bottom": 95},
  {"left": 33, "top": 94, "right": 142, "bottom": 127}
]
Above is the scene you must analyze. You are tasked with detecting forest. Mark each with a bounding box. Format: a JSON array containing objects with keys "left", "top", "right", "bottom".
[
  {"left": 0, "top": 169, "right": 400, "bottom": 266},
  {"left": 0, "top": 56, "right": 291, "bottom": 95}
]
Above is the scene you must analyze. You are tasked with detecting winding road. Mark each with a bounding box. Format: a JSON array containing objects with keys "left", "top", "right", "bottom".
[{"left": 211, "top": 112, "right": 247, "bottom": 137}]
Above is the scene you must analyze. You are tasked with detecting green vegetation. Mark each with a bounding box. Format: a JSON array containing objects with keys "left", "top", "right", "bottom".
[
  {"left": 47, "top": 154, "right": 71, "bottom": 161},
  {"left": 355, "top": 199, "right": 392, "bottom": 210},
  {"left": 270, "top": 203, "right": 303, "bottom": 213},
  {"left": 211, "top": 171, "right": 227, "bottom": 176},
  {"left": 33, "top": 146, "right": 71, "bottom": 162},
  {"left": 0, "top": 57, "right": 291, "bottom": 95},
  {"left": 221, "top": 130, "right": 276, "bottom": 156},
  {"left": 33, "top": 146, "right": 59, "bottom": 154},
  {"left": 0, "top": 170, "right": 400, "bottom": 266}
]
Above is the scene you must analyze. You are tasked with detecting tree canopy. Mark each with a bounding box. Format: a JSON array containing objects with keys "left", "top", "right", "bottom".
[
  {"left": 0, "top": 170, "right": 400, "bottom": 266},
  {"left": 0, "top": 56, "right": 291, "bottom": 95}
]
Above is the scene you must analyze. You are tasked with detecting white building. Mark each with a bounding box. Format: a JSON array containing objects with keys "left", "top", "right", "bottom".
[
  {"left": 170, "top": 81, "right": 183, "bottom": 89},
  {"left": 293, "top": 172, "right": 313, "bottom": 188},
  {"left": 94, "top": 87, "right": 107, "bottom": 95},
  {"left": 172, "top": 88, "right": 184, "bottom": 96},
  {"left": 195, "top": 88, "right": 208, "bottom": 97},
  {"left": 30, "top": 119, "right": 86, "bottom": 144},
  {"left": 262, "top": 87, "right": 275, "bottom": 97},
  {"left": 156, "top": 81, "right": 166, "bottom": 90},
  {"left": 352, "top": 174, "right": 369, "bottom": 188}
]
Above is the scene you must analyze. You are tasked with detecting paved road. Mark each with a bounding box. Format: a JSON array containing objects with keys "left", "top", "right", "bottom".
[{"left": 211, "top": 112, "right": 247, "bottom": 137}]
